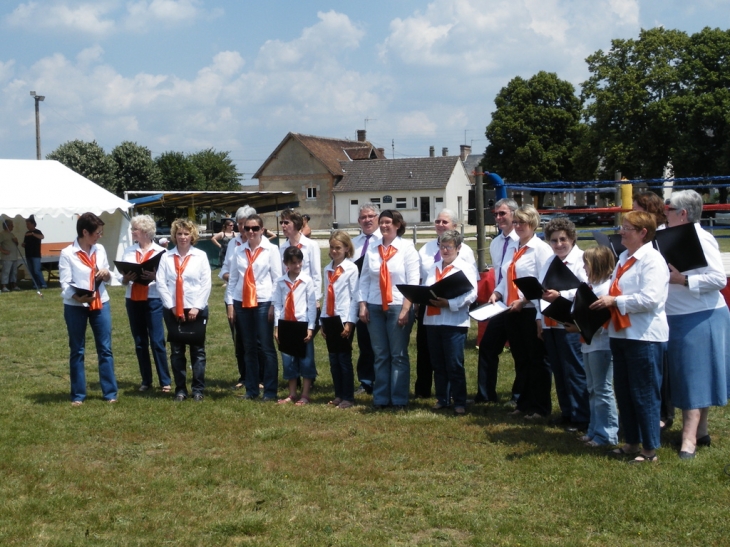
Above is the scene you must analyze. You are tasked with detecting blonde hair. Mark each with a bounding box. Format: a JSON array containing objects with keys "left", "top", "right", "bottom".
[
  {"left": 171, "top": 218, "right": 199, "bottom": 244},
  {"left": 623, "top": 210, "right": 656, "bottom": 243},
  {"left": 329, "top": 230, "right": 354, "bottom": 258},
  {"left": 583, "top": 246, "right": 615, "bottom": 285},
  {"left": 514, "top": 205, "right": 540, "bottom": 231},
  {"left": 131, "top": 214, "right": 156, "bottom": 239}
]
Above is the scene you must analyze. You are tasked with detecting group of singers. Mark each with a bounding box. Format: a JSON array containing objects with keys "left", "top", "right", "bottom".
[{"left": 58, "top": 191, "right": 729, "bottom": 461}]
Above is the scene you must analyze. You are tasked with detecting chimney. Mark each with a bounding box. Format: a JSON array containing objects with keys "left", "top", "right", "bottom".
[
  {"left": 377, "top": 147, "right": 385, "bottom": 156},
  {"left": 429, "top": 146, "right": 435, "bottom": 157},
  {"left": 357, "top": 129, "right": 366, "bottom": 142},
  {"left": 442, "top": 147, "right": 449, "bottom": 157},
  {"left": 460, "top": 144, "right": 472, "bottom": 161}
]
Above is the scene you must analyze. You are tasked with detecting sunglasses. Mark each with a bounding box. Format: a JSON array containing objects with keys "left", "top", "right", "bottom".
[
  {"left": 494, "top": 211, "right": 509, "bottom": 217},
  {"left": 243, "top": 226, "right": 261, "bottom": 232},
  {"left": 279, "top": 220, "right": 291, "bottom": 225}
]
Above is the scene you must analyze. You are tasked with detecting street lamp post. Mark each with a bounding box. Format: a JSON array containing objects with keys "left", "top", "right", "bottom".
[{"left": 29, "top": 91, "right": 45, "bottom": 160}]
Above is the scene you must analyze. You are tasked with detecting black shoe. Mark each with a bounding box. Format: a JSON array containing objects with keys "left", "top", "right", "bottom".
[
  {"left": 697, "top": 434, "right": 711, "bottom": 447},
  {"left": 565, "top": 422, "right": 589, "bottom": 433},
  {"left": 678, "top": 450, "right": 696, "bottom": 460},
  {"left": 238, "top": 394, "right": 257, "bottom": 400},
  {"left": 175, "top": 393, "right": 187, "bottom": 402},
  {"left": 262, "top": 396, "right": 277, "bottom": 402},
  {"left": 391, "top": 405, "right": 408, "bottom": 411},
  {"left": 549, "top": 416, "right": 572, "bottom": 427},
  {"left": 192, "top": 393, "right": 203, "bottom": 402},
  {"left": 371, "top": 404, "right": 387, "bottom": 410}
]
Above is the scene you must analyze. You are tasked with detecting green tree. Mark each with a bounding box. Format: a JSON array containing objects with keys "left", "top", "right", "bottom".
[
  {"left": 110, "top": 141, "right": 163, "bottom": 197},
  {"left": 483, "top": 71, "right": 591, "bottom": 183},
  {"left": 46, "top": 140, "right": 117, "bottom": 192},
  {"left": 155, "top": 151, "right": 205, "bottom": 192},
  {"left": 582, "top": 28, "right": 689, "bottom": 179},
  {"left": 188, "top": 149, "right": 242, "bottom": 190}
]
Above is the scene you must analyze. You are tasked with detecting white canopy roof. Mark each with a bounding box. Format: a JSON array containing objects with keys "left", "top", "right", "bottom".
[{"left": 0, "top": 159, "right": 131, "bottom": 218}]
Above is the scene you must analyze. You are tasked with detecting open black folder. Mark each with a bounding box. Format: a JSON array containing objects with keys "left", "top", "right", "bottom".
[
  {"left": 71, "top": 279, "right": 97, "bottom": 298},
  {"left": 163, "top": 307, "right": 208, "bottom": 346},
  {"left": 114, "top": 251, "right": 165, "bottom": 286},
  {"left": 276, "top": 320, "right": 309, "bottom": 358},
  {"left": 397, "top": 270, "right": 473, "bottom": 306},
  {"left": 653, "top": 222, "right": 707, "bottom": 272},
  {"left": 540, "top": 283, "right": 610, "bottom": 344},
  {"left": 320, "top": 316, "right": 353, "bottom": 353},
  {"left": 513, "top": 257, "right": 581, "bottom": 301}
]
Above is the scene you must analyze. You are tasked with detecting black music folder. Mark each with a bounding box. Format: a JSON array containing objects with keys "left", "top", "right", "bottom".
[
  {"left": 163, "top": 307, "right": 208, "bottom": 346},
  {"left": 115, "top": 251, "right": 165, "bottom": 286},
  {"left": 653, "top": 223, "right": 707, "bottom": 272},
  {"left": 277, "top": 320, "right": 309, "bottom": 358},
  {"left": 541, "top": 296, "right": 574, "bottom": 324},
  {"left": 593, "top": 231, "right": 626, "bottom": 259},
  {"left": 397, "top": 270, "right": 473, "bottom": 306},
  {"left": 572, "top": 283, "right": 611, "bottom": 345}
]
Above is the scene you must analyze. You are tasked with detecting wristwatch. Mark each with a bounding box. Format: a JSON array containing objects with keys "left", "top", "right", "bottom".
[{"left": 684, "top": 275, "right": 689, "bottom": 287}]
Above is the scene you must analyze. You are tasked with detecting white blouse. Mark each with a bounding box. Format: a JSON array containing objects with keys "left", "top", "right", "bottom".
[
  {"left": 422, "top": 256, "right": 478, "bottom": 328},
  {"left": 358, "top": 236, "right": 421, "bottom": 307},
  {"left": 272, "top": 272, "right": 318, "bottom": 329},
  {"left": 156, "top": 246, "right": 211, "bottom": 312},
  {"left": 225, "top": 241, "right": 284, "bottom": 305},
  {"left": 321, "top": 259, "right": 359, "bottom": 325},
  {"left": 59, "top": 240, "right": 110, "bottom": 307},
  {"left": 494, "top": 234, "right": 554, "bottom": 308},
  {"left": 119, "top": 242, "right": 166, "bottom": 300},
  {"left": 280, "top": 234, "right": 323, "bottom": 301}
]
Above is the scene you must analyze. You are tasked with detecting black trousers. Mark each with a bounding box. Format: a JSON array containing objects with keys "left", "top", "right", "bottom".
[
  {"left": 508, "top": 308, "right": 551, "bottom": 416},
  {"left": 475, "top": 311, "right": 510, "bottom": 402},
  {"left": 355, "top": 319, "right": 375, "bottom": 392},
  {"left": 414, "top": 306, "right": 433, "bottom": 398}
]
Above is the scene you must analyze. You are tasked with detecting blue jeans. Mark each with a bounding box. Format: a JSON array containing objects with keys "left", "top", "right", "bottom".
[
  {"left": 583, "top": 350, "right": 619, "bottom": 445},
  {"left": 329, "top": 350, "right": 355, "bottom": 402},
  {"left": 126, "top": 298, "right": 171, "bottom": 388},
  {"left": 366, "top": 304, "right": 414, "bottom": 406},
  {"left": 610, "top": 338, "right": 663, "bottom": 450},
  {"left": 64, "top": 302, "right": 118, "bottom": 402},
  {"left": 427, "top": 325, "right": 468, "bottom": 407},
  {"left": 281, "top": 340, "right": 317, "bottom": 380},
  {"left": 543, "top": 328, "right": 590, "bottom": 423},
  {"left": 27, "top": 256, "right": 46, "bottom": 288},
  {"left": 234, "top": 301, "right": 278, "bottom": 399},
  {"left": 166, "top": 307, "right": 207, "bottom": 396}
]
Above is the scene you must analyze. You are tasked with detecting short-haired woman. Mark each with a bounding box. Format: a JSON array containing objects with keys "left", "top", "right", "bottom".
[
  {"left": 591, "top": 211, "right": 669, "bottom": 463},
  {"left": 489, "top": 205, "right": 554, "bottom": 418},
  {"left": 59, "top": 212, "right": 118, "bottom": 405},
  {"left": 120, "top": 214, "right": 171, "bottom": 393},
  {"left": 665, "top": 190, "right": 730, "bottom": 459},
  {"left": 156, "top": 219, "right": 212, "bottom": 402},
  {"left": 358, "top": 210, "right": 420, "bottom": 409}
]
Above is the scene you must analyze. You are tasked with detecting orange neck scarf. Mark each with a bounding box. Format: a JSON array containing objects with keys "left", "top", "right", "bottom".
[
  {"left": 506, "top": 245, "right": 529, "bottom": 305},
  {"left": 130, "top": 248, "right": 155, "bottom": 301},
  {"left": 426, "top": 264, "right": 453, "bottom": 316},
  {"left": 608, "top": 256, "right": 637, "bottom": 331},
  {"left": 284, "top": 278, "right": 302, "bottom": 321},
  {"left": 379, "top": 245, "right": 398, "bottom": 310},
  {"left": 242, "top": 246, "right": 264, "bottom": 308},
  {"left": 174, "top": 253, "right": 192, "bottom": 319},
  {"left": 326, "top": 266, "right": 344, "bottom": 317},
  {"left": 75, "top": 250, "right": 102, "bottom": 311}
]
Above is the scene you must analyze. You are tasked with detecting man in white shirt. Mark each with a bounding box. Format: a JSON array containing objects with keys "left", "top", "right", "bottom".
[
  {"left": 474, "top": 198, "right": 520, "bottom": 404},
  {"left": 351, "top": 203, "right": 380, "bottom": 395}
]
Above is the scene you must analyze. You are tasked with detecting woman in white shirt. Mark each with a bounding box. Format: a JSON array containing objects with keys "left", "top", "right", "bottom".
[
  {"left": 120, "top": 214, "right": 170, "bottom": 393},
  {"left": 156, "top": 219, "right": 211, "bottom": 402},
  {"left": 664, "top": 190, "right": 730, "bottom": 459},
  {"left": 358, "top": 210, "right": 420, "bottom": 409},
  {"left": 226, "top": 214, "right": 283, "bottom": 401},
  {"left": 59, "top": 212, "right": 118, "bottom": 406},
  {"left": 423, "top": 230, "right": 477, "bottom": 415},
  {"left": 489, "top": 205, "right": 554, "bottom": 418},
  {"left": 591, "top": 211, "right": 669, "bottom": 463}
]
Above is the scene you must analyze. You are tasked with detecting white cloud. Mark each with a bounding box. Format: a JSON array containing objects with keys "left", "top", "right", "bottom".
[
  {"left": 609, "top": 0, "right": 640, "bottom": 26},
  {"left": 124, "top": 0, "right": 216, "bottom": 31},
  {"left": 5, "top": 1, "right": 116, "bottom": 35},
  {"left": 396, "top": 112, "right": 438, "bottom": 136}
]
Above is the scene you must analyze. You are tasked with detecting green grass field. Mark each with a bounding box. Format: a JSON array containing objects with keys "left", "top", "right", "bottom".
[{"left": 1, "top": 243, "right": 729, "bottom": 546}]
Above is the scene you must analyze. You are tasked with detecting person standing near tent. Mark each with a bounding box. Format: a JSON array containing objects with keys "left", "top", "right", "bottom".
[
  {"left": 1, "top": 218, "right": 22, "bottom": 292},
  {"left": 22, "top": 216, "right": 47, "bottom": 290},
  {"left": 59, "top": 212, "right": 118, "bottom": 406}
]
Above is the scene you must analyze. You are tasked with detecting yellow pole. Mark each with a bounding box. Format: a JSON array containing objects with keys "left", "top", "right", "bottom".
[
  {"left": 619, "top": 181, "right": 632, "bottom": 225},
  {"left": 188, "top": 206, "right": 195, "bottom": 221}
]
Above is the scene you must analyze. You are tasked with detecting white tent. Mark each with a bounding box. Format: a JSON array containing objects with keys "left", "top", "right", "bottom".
[{"left": 0, "top": 160, "right": 132, "bottom": 276}]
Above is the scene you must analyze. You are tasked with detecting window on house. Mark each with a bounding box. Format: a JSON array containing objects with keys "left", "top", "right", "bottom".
[
  {"left": 370, "top": 198, "right": 381, "bottom": 205},
  {"left": 396, "top": 197, "right": 407, "bottom": 209},
  {"left": 307, "top": 187, "right": 317, "bottom": 200},
  {"left": 435, "top": 197, "right": 444, "bottom": 204},
  {"left": 413, "top": 197, "right": 418, "bottom": 208}
]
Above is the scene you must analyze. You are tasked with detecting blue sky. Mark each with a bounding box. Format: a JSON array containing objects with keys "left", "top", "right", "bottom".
[{"left": 1, "top": 0, "right": 728, "bottom": 184}]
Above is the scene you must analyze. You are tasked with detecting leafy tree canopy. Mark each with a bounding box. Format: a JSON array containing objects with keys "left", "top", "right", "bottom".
[
  {"left": 155, "top": 151, "right": 205, "bottom": 192},
  {"left": 188, "top": 148, "right": 242, "bottom": 191},
  {"left": 46, "top": 140, "right": 117, "bottom": 192},
  {"left": 110, "top": 141, "right": 162, "bottom": 197}
]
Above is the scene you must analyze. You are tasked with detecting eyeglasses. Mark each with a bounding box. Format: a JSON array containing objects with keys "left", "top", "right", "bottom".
[
  {"left": 434, "top": 219, "right": 451, "bottom": 225},
  {"left": 359, "top": 214, "right": 377, "bottom": 221},
  {"left": 618, "top": 226, "right": 637, "bottom": 232},
  {"left": 549, "top": 237, "right": 571, "bottom": 244},
  {"left": 279, "top": 220, "right": 291, "bottom": 225},
  {"left": 494, "top": 211, "right": 509, "bottom": 217},
  {"left": 243, "top": 226, "right": 261, "bottom": 232},
  {"left": 512, "top": 220, "right": 528, "bottom": 226},
  {"left": 666, "top": 207, "right": 678, "bottom": 212},
  {"left": 439, "top": 244, "right": 457, "bottom": 252}
]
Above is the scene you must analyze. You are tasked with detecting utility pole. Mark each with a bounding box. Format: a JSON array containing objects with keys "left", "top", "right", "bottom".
[
  {"left": 475, "top": 166, "right": 486, "bottom": 272},
  {"left": 30, "top": 91, "right": 45, "bottom": 160}
]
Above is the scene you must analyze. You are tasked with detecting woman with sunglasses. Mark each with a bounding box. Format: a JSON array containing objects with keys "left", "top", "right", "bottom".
[
  {"left": 212, "top": 219, "right": 236, "bottom": 269},
  {"left": 664, "top": 190, "right": 730, "bottom": 460},
  {"left": 590, "top": 211, "right": 668, "bottom": 464},
  {"left": 489, "top": 205, "right": 554, "bottom": 419},
  {"left": 226, "top": 214, "right": 283, "bottom": 401},
  {"left": 415, "top": 209, "right": 476, "bottom": 399}
]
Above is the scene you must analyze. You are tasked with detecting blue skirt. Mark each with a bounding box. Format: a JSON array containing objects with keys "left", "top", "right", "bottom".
[{"left": 667, "top": 306, "right": 730, "bottom": 409}]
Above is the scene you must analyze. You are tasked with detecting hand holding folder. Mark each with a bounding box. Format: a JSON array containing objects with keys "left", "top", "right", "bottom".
[
  {"left": 115, "top": 251, "right": 165, "bottom": 286},
  {"left": 397, "top": 270, "right": 473, "bottom": 306}
]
